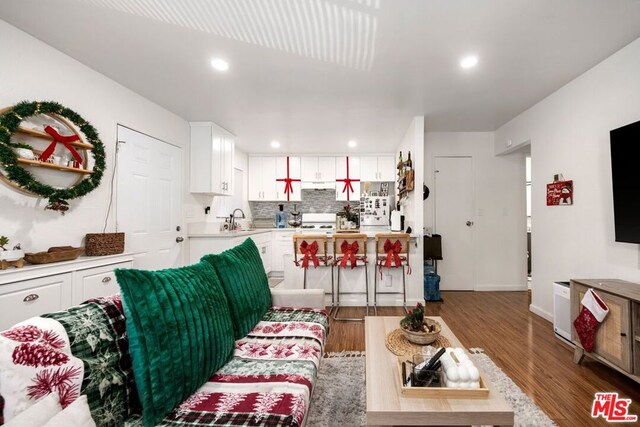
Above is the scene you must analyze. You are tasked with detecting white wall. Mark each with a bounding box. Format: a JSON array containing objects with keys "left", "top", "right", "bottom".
[
  {"left": 0, "top": 20, "right": 198, "bottom": 260},
  {"left": 396, "top": 117, "right": 425, "bottom": 303},
  {"left": 424, "top": 132, "right": 527, "bottom": 290},
  {"left": 495, "top": 37, "right": 640, "bottom": 319}
]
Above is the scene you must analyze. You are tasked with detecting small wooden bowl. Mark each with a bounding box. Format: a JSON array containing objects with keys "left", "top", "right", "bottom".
[
  {"left": 400, "top": 318, "right": 441, "bottom": 345},
  {"left": 25, "top": 247, "right": 83, "bottom": 264}
]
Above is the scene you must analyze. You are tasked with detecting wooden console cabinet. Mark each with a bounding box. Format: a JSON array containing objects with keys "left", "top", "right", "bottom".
[{"left": 571, "top": 279, "right": 640, "bottom": 383}]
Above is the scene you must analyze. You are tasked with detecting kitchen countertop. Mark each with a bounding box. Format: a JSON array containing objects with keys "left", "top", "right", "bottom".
[
  {"left": 187, "top": 221, "right": 418, "bottom": 238},
  {"left": 188, "top": 228, "right": 417, "bottom": 239}
]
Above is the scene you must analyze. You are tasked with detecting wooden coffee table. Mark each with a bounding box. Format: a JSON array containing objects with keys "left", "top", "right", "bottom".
[{"left": 365, "top": 316, "right": 514, "bottom": 426}]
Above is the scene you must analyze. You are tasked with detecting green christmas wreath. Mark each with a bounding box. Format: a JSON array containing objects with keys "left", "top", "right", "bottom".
[{"left": 0, "top": 101, "right": 105, "bottom": 213}]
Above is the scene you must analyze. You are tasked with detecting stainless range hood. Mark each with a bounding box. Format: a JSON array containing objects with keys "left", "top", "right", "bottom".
[{"left": 300, "top": 181, "right": 336, "bottom": 190}]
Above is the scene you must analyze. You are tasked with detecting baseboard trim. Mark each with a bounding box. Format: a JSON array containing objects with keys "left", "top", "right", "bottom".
[
  {"left": 475, "top": 284, "right": 528, "bottom": 291},
  {"left": 529, "top": 303, "right": 553, "bottom": 322}
]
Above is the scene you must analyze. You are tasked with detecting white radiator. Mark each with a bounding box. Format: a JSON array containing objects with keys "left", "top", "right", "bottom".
[{"left": 553, "top": 281, "right": 574, "bottom": 346}]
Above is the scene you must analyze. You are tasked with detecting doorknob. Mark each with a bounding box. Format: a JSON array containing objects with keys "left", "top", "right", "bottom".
[
  {"left": 176, "top": 236, "right": 184, "bottom": 243},
  {"left": 466, "top": 221, "right": 474, "bottom": 227}
]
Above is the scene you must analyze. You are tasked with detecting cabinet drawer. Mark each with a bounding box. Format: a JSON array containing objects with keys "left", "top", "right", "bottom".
[
  {"left": 73, "top": 261, "right": 132, "bottom": 305},
  {"left": 0, "top": 276, "right": 68, "bottom": 330},
  {"left": 274, "top": 232, "right": 294, "bottom": 242}
]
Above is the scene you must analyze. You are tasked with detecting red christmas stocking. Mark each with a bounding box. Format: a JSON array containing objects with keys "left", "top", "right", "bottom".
[{"left": 573, "top": 288, "right": 609, "bottom": 352}]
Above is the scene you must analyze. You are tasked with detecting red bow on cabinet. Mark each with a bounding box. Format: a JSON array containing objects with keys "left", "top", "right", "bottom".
[
  {"left": 383, "top": 239, "right": 403, "bottom": 268},
  {"left": 39, "top": 126, "right": 83, "bottom": 164},
  {"left": 339, "top": 240, "right": 360, "bottom": 269},
  {"left": 336, "top": 156, "right": 360, "bottom": 201},
  {"left": 299, "top": 241, "right": 319, "bottom": 268},
  {"left": 276, "top": 156, "right": 301, "bottom": 201}
]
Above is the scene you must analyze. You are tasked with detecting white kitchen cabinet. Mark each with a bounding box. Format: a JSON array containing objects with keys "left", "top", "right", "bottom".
[
  {"left": 0, "top": 254, "right": 134, "bottom": 330},
  {"left": 71, "top": 261, "right": 132, "bottom": 305},
  {"left": 272, "top": 231, "right": 294, "bottom": 272},
  {"left": 0, "top": 274, "right": 70, "bottom": 330},
  {"left": 301, "top": 156, "right": 336, "bottom": 183},
  {"left": 335, "top": 156, "right": 361, "bottom": 201},
  {"left": 189, "top": 232, "right": 273, "bottom": 274},
  {"left": 252, "top": 233, "right": 272, "bottom": 274},
  {"left": 248, "top": 156, "right": 278, "bottom": 201},
  {"left": 250, "top": 156, "right": 301, "bottom": 201},
  {"left": 275, "top": 156, "right": 301, "bottom": 201},
  {"left": 190, "top": 122, "right": 235, "bottom": 195},
  {"left": 360, "top": 155, "right": 395, "bottom": 182}
]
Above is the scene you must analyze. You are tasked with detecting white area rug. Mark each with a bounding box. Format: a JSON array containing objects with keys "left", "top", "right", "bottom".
[{"left": 306, "top": 350, "right": 555, "bottom": 427}]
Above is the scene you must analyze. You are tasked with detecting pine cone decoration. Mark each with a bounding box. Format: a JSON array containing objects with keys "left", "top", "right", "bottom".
[
  {"left": 12, "top": 343, "right": 69, "bottom": 367},
  {"left": 1, "top": 325, "right": 42, "bottom": 342}
]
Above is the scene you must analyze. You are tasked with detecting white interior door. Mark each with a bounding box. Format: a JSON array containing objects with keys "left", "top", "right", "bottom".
[
  {"left": 434, "top": 156, "right": 474, "bottom": 290},
  {"left": 116, "top": 126, "right": 182, "bottom": 270}
]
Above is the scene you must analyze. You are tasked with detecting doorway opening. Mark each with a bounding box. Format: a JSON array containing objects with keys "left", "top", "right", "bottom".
[{"left": 525, "top": 149, "right": 532, "bottom": 288}]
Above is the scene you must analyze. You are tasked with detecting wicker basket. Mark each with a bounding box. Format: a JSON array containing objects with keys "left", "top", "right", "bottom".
[
  {"left": 400, "top": 318, "right": 441, "bottom": 345},
  {"left": 85, "top": 233, "right": 125, "bottom": 256}
]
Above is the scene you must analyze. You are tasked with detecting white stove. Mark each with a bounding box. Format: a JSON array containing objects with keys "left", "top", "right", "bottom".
[{"left": 300, "top": 213, "right": 336, "bottom": 233}]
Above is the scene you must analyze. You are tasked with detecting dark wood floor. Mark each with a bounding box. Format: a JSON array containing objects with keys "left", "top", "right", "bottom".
[{"left": 325, "top": 291, "right": 640, "bottom": 427}]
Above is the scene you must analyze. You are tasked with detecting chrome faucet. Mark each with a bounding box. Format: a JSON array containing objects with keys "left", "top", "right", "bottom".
[{"left": 230, "top": 208, "right": 246, "bottom": 231}]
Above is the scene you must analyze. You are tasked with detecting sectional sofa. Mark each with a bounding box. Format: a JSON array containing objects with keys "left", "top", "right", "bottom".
[{"left": 0, "top": 239, "right": 328, "bottom": 426}]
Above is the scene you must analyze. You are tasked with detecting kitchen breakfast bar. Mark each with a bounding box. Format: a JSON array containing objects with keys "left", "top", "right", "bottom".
[{"left": 188, "top": 224, "right": 419, "bottom": 310}]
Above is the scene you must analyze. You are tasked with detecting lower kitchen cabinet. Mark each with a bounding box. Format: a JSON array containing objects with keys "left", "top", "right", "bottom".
[
  {"left": 0, "top": 274, "right": 70, "bottom": 330},
  {"left": 272, "top": 231, "right": 295, "bottom": 272},
  {"left": 189, "top": 232, "right": 273, "bottom": 274},
  {"left": 71, "top": 261, "right": 132, "bottom": 305},
  {"left": 0, "top": 254, "right": 134, "bottom": 330}
]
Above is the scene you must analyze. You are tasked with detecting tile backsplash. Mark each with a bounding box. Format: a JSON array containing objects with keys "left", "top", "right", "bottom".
[{"left": 250, "top": 189, "right": 359, "bottom": 220}]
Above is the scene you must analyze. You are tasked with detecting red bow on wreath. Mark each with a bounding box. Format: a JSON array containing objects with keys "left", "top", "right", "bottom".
[
  {"left": 276, "top": 156, "right": 301, "bottom": 201},
  {"left": 39, "top": 126, "right": 83, "bottom": 164},
  {"left": 299, "top": 241, "right": 319, "bottom": 269},
  {"left": 339, "top": 241, "right": 360, "bottom": 269},
  {"left": 336, "top": 156, "right": 360, "bottom": 201}
]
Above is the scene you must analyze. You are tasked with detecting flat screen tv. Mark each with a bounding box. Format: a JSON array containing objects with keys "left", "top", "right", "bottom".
[{"left": 610, "top": 120, "right": 640, "bottom": 244}]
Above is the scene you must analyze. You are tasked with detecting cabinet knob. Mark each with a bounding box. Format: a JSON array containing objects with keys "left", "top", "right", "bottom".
[
  {"left": 176, "top": 236, "right": 185, "bottom": 243},
  {"left": 620, "top": 332, "right": 627, "bottom": 337},
  {"left": 102, "top": 276, "right": 112, "bottom": 283},
  {"left": 23, "top": 294, "right": 39, "bottom": 302}
]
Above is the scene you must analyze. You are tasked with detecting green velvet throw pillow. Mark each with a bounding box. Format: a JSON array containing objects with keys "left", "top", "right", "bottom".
[
  {"left": 115, "top": 261, "right": 235, "bottom": 427},
  {"left": 201, "top": 238, "right": 272, "bottom": 339}
]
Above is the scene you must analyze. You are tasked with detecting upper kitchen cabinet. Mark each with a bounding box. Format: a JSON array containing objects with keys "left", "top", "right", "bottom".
[
  {"left": 275, "top": 156, "right": 302, "bottom": 201},
  {"left": 249, "top": 156, "right": 302, "bottom": 201},
  {"left": 335, "top": 156, "right": 361, "bottom": 201},
  {"left": 190, "top": 122, "right": 234, "bottom": 195},
  {"left": 248, "top": 156, "right": 277, "bottom": 201},
  {"left": 360, "top": 155, "right": 395, "bottom": 182},
  {"left": 301, "top": 156, "right": 336, "bottom": 188}
]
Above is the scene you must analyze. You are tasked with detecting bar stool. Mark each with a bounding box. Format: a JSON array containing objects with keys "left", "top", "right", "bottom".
[
  {"left": 332, "top": 233, "right": 369, "bottom": 321},
  {"left": 373, "top": 233, "right": 412, "bottom": 314},
  {"left": 293, "top": 234, "right": 334, "bottom": 313}
]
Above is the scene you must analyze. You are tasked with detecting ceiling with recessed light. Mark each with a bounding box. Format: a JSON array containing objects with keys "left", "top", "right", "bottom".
[{"left": 2, "top": 0, "right": 640, "bottom": 153}]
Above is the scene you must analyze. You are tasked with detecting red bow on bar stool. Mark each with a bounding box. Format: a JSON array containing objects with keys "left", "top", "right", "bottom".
[
  {"left": 298, "top": 241, "right": 320, "bottom": 269},
  {"left": 374, "top": 233, "right": 412, "bottom": 315},
  {"left": 383, "top": 239, "right": 402, "bottom": 267},
  {"left": 339, "top": 240, "right": 360, "bottom": 269}
]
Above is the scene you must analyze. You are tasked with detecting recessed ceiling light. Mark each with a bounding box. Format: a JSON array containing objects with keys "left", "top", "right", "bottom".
[
  {"left": 270, "top": 140, "right": 281, "bottom": 148},
  {"left": 348, "top": 140, "right": 357, "bottom": 148},
  {"left": 210, "top": 57, "right": 229, "bottom": 71},
  {"left": 460, "top": 55, "right": 478, "bottom": 69}
]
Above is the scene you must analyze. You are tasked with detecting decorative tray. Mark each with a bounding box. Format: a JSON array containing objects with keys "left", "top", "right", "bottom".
[
  {"left": 396, "top": 358, "right": 490, "bottom": 399},
  {"left": 25, "top": 246, "right": 83, "bottom": 264}
]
